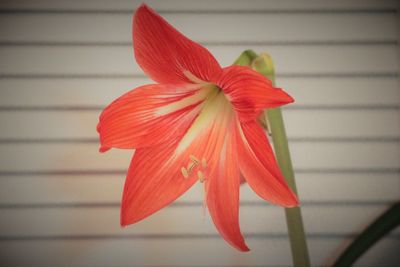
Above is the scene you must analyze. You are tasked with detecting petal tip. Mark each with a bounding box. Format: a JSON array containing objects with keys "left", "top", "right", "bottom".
[
  {"left": 135, "top": 3, "right": 156, "bottom": 19},
  {"left": 99, "top": 146, "right": 110, "bottom": 153},
  {"left": 287, "top": 94, "right": 295, "bottom": 104},
  {"left": 237, "top": 243, "right": 251, "bottom": 252},
  {"left": 284, "top": 191, "right": 300, "bottom": 208},
  {"left": 120, "top": 214, "right": 127, "bottom": 227},
  {"left": 277, "top": 88, "right": 295, "bottom": 105},
  {"left": 120, "top": 209, "right": 135, "bottom": 227},
  {"left": 137, "top": 3, "right": 150, "bottom": 12},
  {"left": 120, "top": 216, "right": 132, "bottom": 227},
  {"left": 225, "top": 236, "right": 250, "bottom": 252}
]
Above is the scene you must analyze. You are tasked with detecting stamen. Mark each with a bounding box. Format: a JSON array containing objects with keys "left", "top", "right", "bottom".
[
  {"left": 197, "top": 170, "right": 205, "bottom": 183},
  {"left": 201, "top": 158, "right": 207, "bottom": 169},
  {"left": 181, "top": 167, "right": 189, "bottom": 178},
  {"left": 187, "top": 161, "right": 197, "bottom": 172},
  {"left": 189, "top": 154, "right": 199, "bottom": 163}
]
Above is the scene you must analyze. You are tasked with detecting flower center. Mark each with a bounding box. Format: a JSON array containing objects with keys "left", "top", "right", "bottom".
[{"left": 181, "top": 154, "right": 207, "bottom": 182}]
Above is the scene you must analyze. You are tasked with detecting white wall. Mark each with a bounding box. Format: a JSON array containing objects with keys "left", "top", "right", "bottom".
[{"left": 0, "top": 0, "right": 399, "bottom": 266}]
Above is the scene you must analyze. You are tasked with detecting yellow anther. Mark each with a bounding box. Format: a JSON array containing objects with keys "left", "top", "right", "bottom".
[
  {"left": 197, "top": 170, "right": 205, "bottom": 183},
  {"left": 187, "top": 161, "right": 197, "bottom": 172},
  {"left": 189, "top": 154, "right": 199, "bottom": 163},
  {"left": 201, "top": 158, "right": 207, "bottom": 169},
  {"left": 181, "top": 167, "right": 189, "bottom": 178}
]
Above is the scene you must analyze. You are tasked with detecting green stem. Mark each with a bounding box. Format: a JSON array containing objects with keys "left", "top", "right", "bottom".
[
  {"left": 268, "top": 108, "right": 311, "bottom": 267},
  {"left": 235, "top": 51, "right": 311, "bottom": 266}
]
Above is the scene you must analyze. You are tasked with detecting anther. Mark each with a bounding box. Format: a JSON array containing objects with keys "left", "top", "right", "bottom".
[
  {"left": 197, "top": 170, "right": 205, "bottom": 183},
  {"left": 181, "top": 167, "right": 189, "bottom": 178},
  {"left": 201, "top": 158, "right": 207, "bottom": 169},
  {"left": 189, "top": 154, "right": 199, "bottom": 163},
  {"left": 187, "top": 161, "right": 197, "bottom": 172}
]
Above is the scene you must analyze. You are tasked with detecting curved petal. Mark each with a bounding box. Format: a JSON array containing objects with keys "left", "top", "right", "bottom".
[
  {"left": 119, "top": 87, "right": 248, "bottom": 251},
  {"left": 133, "top": 4, "right": 222, "bottom": 84},
  {"left": 237, "top": 121, "right": 299, "bottom": 207},
  {"left": 206, "top": 118, "right": 249, "bottom": 252},
  {"left": 97, "top": 84, "right": 211, "bottom": 151},
  {"left": 177, "top": 91, "right": 248, "bottom": 250},
  {"left": 215, "top": 66, "right": 294, "bottom": 121},
  {"left": 121, "top": 142, "right": 198, "bottom": 225},
  {"left": 121, "top": 89, "right": 234, "bottom": 225}
]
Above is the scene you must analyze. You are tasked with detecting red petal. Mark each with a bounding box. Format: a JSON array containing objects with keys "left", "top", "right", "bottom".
[
  {"left": 121, "top": 91, "right": 233, "bottom": 225},
  {"left": 120, "top": 89, "right": 250, "bottom": 252},
  {"left": 133, "top": 4, "right": 222, "bottom": 84},
  {"left": 121, "top": 142, "right": 197, "bottom": 225},
  {"left": 215, "top": 66, "right": 294, "bottom": 121},
  {"left": 204, "top": 112, "right": 249, "bottom": 251},
  {"left": 237, "top": 121, "right": 299, "bottom": 207},
  {"left": 97, "top": 83, "right": 208, "bottom": 151}
]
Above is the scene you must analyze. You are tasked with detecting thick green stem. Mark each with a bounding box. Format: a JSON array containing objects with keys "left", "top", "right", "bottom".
[
  {"left": 267, "top": 108, "right": 311, "bottom": 267},
  {"left": 235, "top": 51, "right": 310, "bottom": 266},
  {"left": 253, "top": 54, "right": 310, "bottom": 267}
]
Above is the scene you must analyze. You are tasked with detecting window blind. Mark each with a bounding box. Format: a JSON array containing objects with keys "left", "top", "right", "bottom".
[{"left": 0, "top": 0, "right": 399, "bottom": 266}]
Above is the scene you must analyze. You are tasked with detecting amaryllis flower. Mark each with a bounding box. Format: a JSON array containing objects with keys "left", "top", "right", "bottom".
[{"left": 97, "top": 4, "right": 298, "bottom": 251}]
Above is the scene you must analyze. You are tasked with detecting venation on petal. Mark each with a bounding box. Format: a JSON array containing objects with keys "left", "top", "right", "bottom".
[
  {"left": 97, "top": 84, "right": 212, "bottom": 151},
  {"left": 172, "top": 88, "right": 249, "bottom": 251},
  {"left": 121, "top": 87, "right": 238, "bottom": 225},
  {"left": 203, "top": 106, "right": 249, "bottom": 251},
  {"left": 133, "top": 4, "right": 222, "bottom": 84},
  {"left": 237, "top": 121, "right": 298, "bottom": 207},
  {"left": 215, "top": 66, "right": 294, "bottom": 122},
  {"left": 174, "top": 86, "right": 223, "bottom": 155},
  {"left": 154, "top": 84, "right": 213, "bottom": 116}
]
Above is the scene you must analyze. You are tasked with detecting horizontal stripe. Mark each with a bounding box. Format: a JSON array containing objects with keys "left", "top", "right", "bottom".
[
  {"left": 0, "top": 73, "right": 145, "bottom": 79},
  {"left": 0, "top": 200, "right": 395, "bottom": 210},
  {"left": 0, "top": 138, "right": 98, "bottom": 144},
  {"left": 89, "top": 266, "right": 380, "bottom": 267},
  {"left": 0, "top": 40, "right": 397, "bottom": 47},
  {"left": 0, "top": 170, "right": 126, "bottom": 176},
  {"left": 0, "top": 105, "right": 104, "bottom": 111},
  {"left": 0, "top": 72, "right": 397, "bottom": 80},
  {"left": 93, "top": 266, "right": 292, "bottom": 267},
  {"left": 0, "top": 168, "right": 398, "bottom": 177},
  {"left": 295, "top": 168, "right": 400, "bottom": 174},
  {"left": 0, "top": 137, "right": 398, "bottom": 144},
  {"left": 1, "top": 108, "right": 397, "bottom": 141},
  {"left": 0, "top": 8, "right": 396, "bottom": 15},
  {"left": 92, "top": 266, "right": 291, "bottom": 267},
  {"left": 0, "top": 104, "right": 398, "bottom": 112},
  {"left": 288, "top": 104, "right": 400, "bottom": 111},
  {"left": 0, "top": 233, "right": 399, "bottom": 241},
  {"left": 288, "top": 137, "right": 400, "bottom": 143}
]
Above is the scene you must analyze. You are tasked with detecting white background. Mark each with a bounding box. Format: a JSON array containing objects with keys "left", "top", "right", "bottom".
[{"left": 0, "top": 0, "right": 399, "bottom": 266}]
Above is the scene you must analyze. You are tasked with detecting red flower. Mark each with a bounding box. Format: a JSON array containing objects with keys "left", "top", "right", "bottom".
[{"left": 97, "top": 4, "right": 298, "bottom": 251}]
